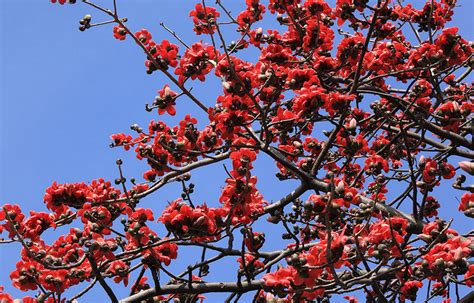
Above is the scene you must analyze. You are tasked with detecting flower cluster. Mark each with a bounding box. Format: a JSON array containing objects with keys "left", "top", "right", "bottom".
[
  {"left": 159, "top": 199, "right": 226, "bottom": 241},
  {"left": 419, "top": 236, "right": 471, "bottom": 280},
  {"left": 420, "top": 157, "right": 455, "bottom": 184},
  {"left": 175, "top": 42, "right": 217, "bottom": 84},
  {"left": 145, "top": 40, "right": 179, "bottom": 73},
  {"left": 44, "top": 179, "right": 121, "bottom": 215},
  {"left": 263, "top": 230, "right": 349, "bottom": 300},
  {"left": 220, "top": 146, "right": 266, "bottom": 225},
  {"left": 357, "top": 217, "right": 408, "bottom": 259}
]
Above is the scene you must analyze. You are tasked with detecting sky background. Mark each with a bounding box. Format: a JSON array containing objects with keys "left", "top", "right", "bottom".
[{"left": 0, "top": 0, "right": 473, "bottom": 302}]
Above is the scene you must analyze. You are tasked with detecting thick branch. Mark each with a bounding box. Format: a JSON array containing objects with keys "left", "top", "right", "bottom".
[
  {"left": 119, "top": 280, "right": 266, "bottom": 302},
  {"left": 119, "top": 266, "right": 401, "bottom": 302},
  {"left": 459, "top": 291, "right": 474, "bottom": 303}
]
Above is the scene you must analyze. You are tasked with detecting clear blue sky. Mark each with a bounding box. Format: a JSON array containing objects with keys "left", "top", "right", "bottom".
[{"left": 0, "top": 0, "right": 472, "bottom": 302}]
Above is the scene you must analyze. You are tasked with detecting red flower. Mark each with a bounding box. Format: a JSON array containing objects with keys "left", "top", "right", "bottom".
[
  {"left": 129, "top": 208, "right": 154, "bottom": 223},
  {"left": 23, "top": 211, "right": 54, "bottom": 240},
  {"left": 368, "top": 41, "right": 408, "bottom": 75},
  {"left": 130, "top": 277, "right": 150, "bottom": 295},
  {"left": 260, "top": 44, "right": 295, "bottom": 66},
  {"left": 421, "top": 159, "right": 455, "bottom": 184},
  {"left": 51, "top": 0, "right": 75, "bottom": 4},
  {"left": 329, "top": 179, "right": 359, "bottom": 208},
  {"left": 334, "top": 0, "right": 359, "bottom": 26},
  {"left": 0, "top": 286, "right": 14, "bottom": 303},
  {"left": 422, "top": 236, "right": 471, "bottom": 275},
  {"left": 0, "top": 204, "right": 25, "bottom": 238},
  {"left": 436, "top": 101, "right": 464, "bottom": 132},
  {"left": 236, "top": 0, "right": 265, "bottom": 30},
  {"left": 244, "top": 231, "right": 265, "bottom": 253},
  {"left": 337, "top": 33, "right": 365, "bottom": 68},
  {"left": 306, "top": 229, "right": 349, "bottom": 272},
  {"left": 90, "top": 235, "right": 118, "bottom": 261},
  {"left": 422, "top": 158, "right": 438, "bottom": 183},
  {"left": 230, "top": 148, "right": 257, "bottom": 177},
  {"left": 465, "top": 264, "right": 474, "bottom": 287},
  {"left": 174, "top": 42, "right": 217, "bottom": 84},
  {"left": 128, "top": 183, "right": 149, "bottom": 196},
  {"left": 302, "top": 20, "right": 334, "bottom": 53},
  {"left": 435, "top": 27, "right": 472, "bottom": 66},
  {"left": 10, "top": 261, "right": 41, "bottom": 291},
  {"left": 108, "top": 260, "right": 130, "bottom": 286},
  {"left": 411, "top": 1, "right": 455, "bottom": 31},
  {"left": 303, "top": 137, "right": 322, "bottom": 154},
  {"left": 154, "top": 85, "right": 177, "bottom": 116},
  {"left": 263, "top": 266, "right": 297, "bottom": 288},
  {"left": 358, "top": 218, "right": 408, "bottom": 258},
  {"left": 189, "top": 4, "right": 220, "bottom": 35},
  {"left": 44, "top": 182, "right": 89, "bottom": 215},
  {"left": 422, "top": 221, "right": 457, "bottom": 240},
  {"left": 325, "top": 92, "right": 355, "bottom": 116},
  {"left": 38, "top": 269, "right": 70, "bottom": 292},
  {"left": 407, "top": 42, "right": 441, "bottom": 69},
  {"left": 364, "top": 154, "right": 390, "bottom": 175},
  {"left": 77, "top": 204, "right": 113, "bottom": 231},
  {"left": 142, "top": 240, "right": 178, "bottom": 266},
  {"left": 113, "top": 25, "right": 127, "bottom": 40},
  {"left": 237, "top": 254, "right": 264, "bottom": 271},
  {"left": 400, "top": 280, "right": 423, "bottom": 302},
  {"left": 270, "top": 108, "right": 297, "bottom": 132},
  {"left": 158, "top": 199, "right": 225, "bottom": 241},
  {"left": 219, "top": 175, "right": 266, "bottom": 225},
  {"left": 86, "top": 178, "right": 120, "bottom": 202},
  {"left": 146, "top": 40, "right": 179, "bottom": 69},
  {"left": 423, "top": 196, "right": 441, "bottom": 218},
  {"left": 134, "top": 29, "right": 152, "bottom": 45},
  {"left": 459, "top": 193, "right": 474, "bottom": 217},
  {"left": 110, "top": 133, "right": 134, "bottom": 150},
  {"left": 440, "top": 162, "right": 455, "bottom": 179},
  {"left": 344, "top": 296, "right": 359, "bottom": 303}
]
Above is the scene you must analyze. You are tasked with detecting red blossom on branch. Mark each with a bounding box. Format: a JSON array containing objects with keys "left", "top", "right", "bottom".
[{"left": 1, "top": 0, "right": 474, "bottom": 302}]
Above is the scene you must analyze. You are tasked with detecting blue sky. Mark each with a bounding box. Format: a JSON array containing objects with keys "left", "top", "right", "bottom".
[{"left": 0, "top": 0, "right": 473, "bottom": 302}]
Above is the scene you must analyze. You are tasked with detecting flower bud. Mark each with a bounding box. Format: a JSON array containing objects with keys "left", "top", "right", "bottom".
[
  {"left": 452, "top": 101, "right": 460, "bottom": 113},
  {"left": 255, "top": 27, "right": 263, "bottom": 40},
  {"left": 418, "top": 156, "right": 427, "bottom": 169},
  {"left": 459, "top": 161, "right": 474, "bottom": 175},
  {"left": 336, "top": 181, "right": 345, "bottom": 195},
  {"left": 348, "top": 118, "right": 357, "bottom": 131}
]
